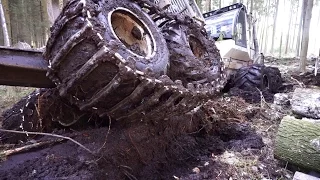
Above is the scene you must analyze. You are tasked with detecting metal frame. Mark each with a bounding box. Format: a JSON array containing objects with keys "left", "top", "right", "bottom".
[
  {"left": 155, "top": 0, "right": 205, "bottom": 23},
  {"left": 0, "top": 46, "right": 54, "bottom": 88}
]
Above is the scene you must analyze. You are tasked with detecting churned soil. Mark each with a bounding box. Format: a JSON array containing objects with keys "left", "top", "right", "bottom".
[{"left": 0, "top": 93, "right": 291, "bottom": 179}]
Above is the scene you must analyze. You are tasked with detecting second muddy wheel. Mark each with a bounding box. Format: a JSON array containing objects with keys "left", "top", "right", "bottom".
[
  {"left": 44, "top": 0, "right": 170, "bottom": 123},
  {"left": 161, "top": 17, "right": 226, "bottom": 90},
  {"left": 230, "top": 64, "right": 282, "bottom": 93}
]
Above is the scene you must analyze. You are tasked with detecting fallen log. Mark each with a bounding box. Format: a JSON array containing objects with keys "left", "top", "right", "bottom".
[
  {"left": 275, "top": 116, "right": 320, "bottom": 172},
  {"left": 291, "top": 88, "right": 320, "bottom": 119}
]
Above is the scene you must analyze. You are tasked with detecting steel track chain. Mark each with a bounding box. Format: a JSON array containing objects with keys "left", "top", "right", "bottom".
[{"left": 45, "top": 0, "right": 225, "bottom": 124}]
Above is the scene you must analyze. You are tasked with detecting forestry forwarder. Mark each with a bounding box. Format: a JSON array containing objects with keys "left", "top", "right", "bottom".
[{"left": 0, "top": 0, "right": 281, "bottom": 126}]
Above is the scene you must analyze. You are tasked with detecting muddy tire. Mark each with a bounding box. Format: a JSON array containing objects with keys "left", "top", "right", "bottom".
[
  {"left": 162, "top": 18, "right": 226, "bottom": 89},
  {"left": 230, "top": 64, "right": 282, "bottom": 93},
  {"left": 97, "top": 0, "right": 169, "bottom": 74},
  {"left": 45, "top": 0, "right": 169, "bottom": 77},
  {"left": 0, "top": 89, "right": 88, "bottom": 143},
  {"left": 44, "top": 0, "right": 181, "bottom": 122}
]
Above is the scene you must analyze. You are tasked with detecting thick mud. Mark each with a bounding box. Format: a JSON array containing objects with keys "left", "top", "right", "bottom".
[
  {"left": 0, "top": 89, "right": 99, "bottom": 144},
  {"left": 0, "top": 96, "right": 268, "bottom": 180},
  {"left": 228, "top": 87, "right": 276, "bottom": 104},
  {"left": 292, "top": 72, "right": 320, "bottom": 87}
]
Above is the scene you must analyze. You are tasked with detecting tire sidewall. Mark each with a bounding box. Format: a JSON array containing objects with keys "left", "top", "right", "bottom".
[
  {"left": 263, "top": 67, "right": 282, "bottom": 93},
  {"left": 164, "top": 22, "right": 222, "bottom": 82},
  {"left": 97, "top": 0, "right": 169, "bottom": 76}
]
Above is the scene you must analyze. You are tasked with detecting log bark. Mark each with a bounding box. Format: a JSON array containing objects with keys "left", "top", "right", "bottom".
[
  {"left": 275, "top": 116, "right": 320, "bottom": 172},
  {"left": 291, "top": 88, "right": 320, "bottom": 119}
]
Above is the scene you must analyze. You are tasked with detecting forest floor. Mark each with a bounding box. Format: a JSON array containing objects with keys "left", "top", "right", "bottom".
[
  {"left": 0, "top": 58, "right": 319, "bottom": 179},
  {"left": 0, "top": 86, "right": 35, "bottom": 115}
]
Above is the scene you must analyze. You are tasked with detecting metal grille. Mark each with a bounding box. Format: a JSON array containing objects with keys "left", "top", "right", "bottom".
[{"left": 153, "top": 0, "right": 204, "bottom": 21}]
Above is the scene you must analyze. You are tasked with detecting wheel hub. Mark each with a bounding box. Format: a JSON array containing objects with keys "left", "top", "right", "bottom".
[{"left": 110, "top": 9, "right": 155, "bottom": 57}]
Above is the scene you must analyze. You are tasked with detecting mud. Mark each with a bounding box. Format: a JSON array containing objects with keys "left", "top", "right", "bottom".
[
  {"left": 292, "top": 72, "right": 320, "bottom": 87},
  {"left": 0, "top": 96, "right": 267, "bottom": 179},
  {"left": 227, "top": 87, "right": 275, "bottom": 103},
  {"left": 0, "top": 0, "right": 293, "bottom": 178},
  {"left": 0, "top": 88, "right": 104, "bottom": 144}
]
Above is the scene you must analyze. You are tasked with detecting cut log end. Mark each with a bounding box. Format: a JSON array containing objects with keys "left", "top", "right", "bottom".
[{"left": 275, "top": 116, "right": 320, "bottom": 172}]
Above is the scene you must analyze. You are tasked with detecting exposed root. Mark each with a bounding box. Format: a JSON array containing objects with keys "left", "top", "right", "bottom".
[
  {"left": 0, "top": 139, "right": 64, "bottom": 157},
  {"left": 290, "top": 76, "right": 305, "bottom": 88},
  {"left": 0, "top": 129, "right": 94, "bottom": 155},
  {"left": 96, "top": 118, "right": 111, "bottom": 153}
]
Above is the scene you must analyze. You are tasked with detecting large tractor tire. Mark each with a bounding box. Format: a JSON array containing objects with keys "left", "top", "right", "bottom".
[
  {"left": 44, "top": 0, "right": 222, "bottom": 124},
  {"left": 131, "top": 0, "right": 227, "bottom": 90},
  {"left": 44, "top": 0, "right": 170, "bottom": 123},
  {"left": 230, "top": 64, "right": 282, "bottom": 93},
  {"left": 162, "top": 18, "right": 226, "bottom": 89}
]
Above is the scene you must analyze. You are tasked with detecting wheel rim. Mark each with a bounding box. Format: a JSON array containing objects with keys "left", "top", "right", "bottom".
[{"left": 110, "top": 9, "right": 155, "bottom": 58}]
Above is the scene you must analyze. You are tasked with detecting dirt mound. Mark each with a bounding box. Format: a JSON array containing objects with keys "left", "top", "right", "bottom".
[
  {"left": 0, "top": 96, "right": 264, "bottom": 179},
  {"left": 292, "top": 72, "right": 320, "bottom": 87},
  {"left": 228, "top": 87, "right": 275, "bottom": 103}
]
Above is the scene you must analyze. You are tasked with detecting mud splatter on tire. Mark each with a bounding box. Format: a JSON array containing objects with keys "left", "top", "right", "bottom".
[
  {"left": 44, "top": 0, "right": 225, "bottom": 123},
  {"left": 162, "top": 17, "right": 225, "bottom": 88}
]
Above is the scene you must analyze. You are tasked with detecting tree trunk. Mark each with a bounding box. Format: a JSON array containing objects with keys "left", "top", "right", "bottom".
[
  {"left": 47, "top": 0, "right": 60, "bottom": 25},
  {"left": 296, "top": 0, "right": 306, "bottom": 57},
  {"left": 259, "top": 16, "right": 266, "bottom": 52},
  {"left": 279, "top": 31, "right": 283, "bottom": 58},
  {"left": 290, "top": 2, "right": 300, "bottom": 51},
  {"left": 2, "top": 0, "right": 10, "bottom": 43},
  {"left": 205, "top": 0, "right": 211, "bottom": 12},
  {"left": 284, "top": 1, "right": 293, "bottom": 55},
  {"left": 219, "top": 0, "right": 222, "bottom": 8},
  {"left": 39, "top": 0, "right": 47, "bottom": 47},
  {"left": 313, "top": 11, "right": 320, "bottom": 53},
  {"left": 270, "top": 0, "right": 280, "bottom": 54},
  {"left": 252, "top": 17, "right": 259, "bottom": 60},
  {"left": 275, "top": 116, "right": 320, "bottom": 172},
  {"left": 0, "top": 0, "right": 10, "bottom": 46},
  {"left": 299, "top": 0, "right": 313, "bottom": 72},
  {"left": 263, "top": 25, "right": 269, "bottom": 54},
  {"left": 261, "top": 0, "right": 271, "bottom": 53}
]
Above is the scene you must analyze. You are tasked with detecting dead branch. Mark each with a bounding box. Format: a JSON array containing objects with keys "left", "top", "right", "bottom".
[
  {"left": 290, "top": 77, "right": 305, "bottom": 88},
  {"left": 255, "top": 88, "right": 267, "bottom": 109},
  {"left": 123, "top": 169, "right": 138, "bottom": 180},
  {"left": 0, "top": 139, "right": 64, "bottom": 156},
  {"left": 96, "top": 118, "right": 111, "bottom": 153},
  {"left": 0, "top": 128, "right": 94, "bottom": 155}
]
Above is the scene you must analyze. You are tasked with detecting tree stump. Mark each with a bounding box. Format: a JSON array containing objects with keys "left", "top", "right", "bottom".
[{"left": 275, "top": 116, "right": 320, "bottom": 172}]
